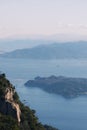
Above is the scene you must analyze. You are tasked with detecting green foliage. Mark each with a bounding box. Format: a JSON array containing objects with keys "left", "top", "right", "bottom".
[
  {"left": 0, "top": 74, "right": 58, "bottom": 130},
  {"left": 0, "top": 113, "right": 19, "bottom": 130},
  {"left": 0, "top": 74, "right": 45, "bottom": 130},
  {"left": 0, "top": 73, "right": 6, "bottom": 78},
  {"left": 13, "top": 91, "right": 20, "bottom": 102},
  {"left": 0, "top": 74, "right": 7, "bottom": 98},
  {"left": 44, "top": 125, "right": 59, "bottom": 130},
  {"left": 20, "top": 103, "right": 45, "bottom": 130}
]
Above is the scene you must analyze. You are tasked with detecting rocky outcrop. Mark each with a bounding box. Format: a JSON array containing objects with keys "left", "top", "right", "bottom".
[
  {"left": 5, "top": 87, "right": 21, "bottom": 123},
  {"left": 0, "top": 74, "right": 59, "bottom": 130},
  {"left": 0, "top": 86, "right": 21, "bottom": 123},
  {"left": 0, "top": 98, "right": 17, "bottom": 119}
]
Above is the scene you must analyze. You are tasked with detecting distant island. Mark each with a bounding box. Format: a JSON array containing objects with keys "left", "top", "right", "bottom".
[
  {"left": 1, "top": 41, "right": 87, "bottom": 59},
  {"left": 25, "top": 76, "right": 87, "bottom": 98}
]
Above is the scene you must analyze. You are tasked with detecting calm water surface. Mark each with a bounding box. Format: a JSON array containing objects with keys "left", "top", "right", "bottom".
[{"left": 0, "top": 58, "right": 87, "bottom": 130}]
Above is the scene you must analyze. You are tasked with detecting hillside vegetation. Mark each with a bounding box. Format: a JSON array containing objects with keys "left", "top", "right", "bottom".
[
  {"left": 0, "top": 73, "right": 58, "bottom": 130},
  {"left": 25, "top": 75, "right": 87, "bottom": 98}
]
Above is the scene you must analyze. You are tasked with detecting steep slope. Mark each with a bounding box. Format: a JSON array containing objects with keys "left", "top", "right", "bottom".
[{"left": 0, "top": 73, "right": 58, "bottom": 130}]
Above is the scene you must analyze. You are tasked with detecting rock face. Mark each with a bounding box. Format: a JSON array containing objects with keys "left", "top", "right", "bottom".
[
  {"left": 25, "top": 76, "right": 87, "bottom": 98},
  {"left": 5, "top": 87, "right": 21, "bottom": 123},
  {"left": 0, "top": 98, "right": 17, "bottom": 119},
  {"left": 0, "top": 86, "right": 21, "bottom": 123},
  {"left": 0, "top": 74, "right": 59, "bottom": 130},
  {"left": 0, "top": 74, "right": 21, "bottom": 123}
]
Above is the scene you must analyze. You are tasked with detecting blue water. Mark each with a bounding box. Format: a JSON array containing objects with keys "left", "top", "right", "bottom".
[{"left": 0, "top": 58, "right": 87, "bottom": 130}]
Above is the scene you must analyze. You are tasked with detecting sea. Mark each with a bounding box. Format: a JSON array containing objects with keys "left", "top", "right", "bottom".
[{"left": 0, "top": 57, "right": 87, "bottom": 130}]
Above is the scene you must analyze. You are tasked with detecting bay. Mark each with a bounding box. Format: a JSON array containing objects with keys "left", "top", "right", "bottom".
[{"left": 0, "top": 58, "right": 87, "bottom": 130}]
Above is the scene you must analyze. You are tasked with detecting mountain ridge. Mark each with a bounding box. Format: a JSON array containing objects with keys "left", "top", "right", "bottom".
[{"left": 1, "top": 41, "right": 87, "bottom": 59}]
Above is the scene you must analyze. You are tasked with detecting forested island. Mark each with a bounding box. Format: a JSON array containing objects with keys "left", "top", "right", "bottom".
[
  {"left": 0, "top": 73, "right": 58, "bottom": 130},
  {"left": 25, "top": 76, "right": 87, "bottom": 98}
]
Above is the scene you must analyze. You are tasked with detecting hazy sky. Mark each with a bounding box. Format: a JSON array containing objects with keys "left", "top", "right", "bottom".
[{"left": 0, "top": 0, "right": 87, "bottom": 39}]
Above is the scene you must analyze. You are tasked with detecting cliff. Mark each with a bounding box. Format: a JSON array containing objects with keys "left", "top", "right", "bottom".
[
  {"left": 25, "top": 75, "right": 87, "bottom": 98},
  {"left": 0, "top": 74, "right": 21, "bottom": 123},
  {"left": 0, "top": 73, "right": 58, "bottom": 130}
]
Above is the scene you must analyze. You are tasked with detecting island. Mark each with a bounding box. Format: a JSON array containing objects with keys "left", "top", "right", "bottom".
[{"left": 25, "top": 75, "right": 87, "bottom": 98}]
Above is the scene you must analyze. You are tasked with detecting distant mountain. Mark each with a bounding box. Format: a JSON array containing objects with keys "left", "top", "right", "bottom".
[
  {"left": 0, "top": 39, "right": 53, "bottom": 52},
  {"left": 25, "top": 75, "right": 87, "bottom": 98},
  {"left": 1, "top": 41, "right": 87, "bottom": 59}
]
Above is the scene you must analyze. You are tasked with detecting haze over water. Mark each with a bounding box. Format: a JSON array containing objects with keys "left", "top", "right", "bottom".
[
  {"left": 1, "top": 0, "right": 87, "bottom": 130},
  {"left": 0, "top": 57, "right": 87, "bottom": 130}
]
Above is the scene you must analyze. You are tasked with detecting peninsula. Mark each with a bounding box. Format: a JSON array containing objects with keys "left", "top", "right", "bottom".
[{"left": 25, "top": 76, "right": 87, "bottom": 98}]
